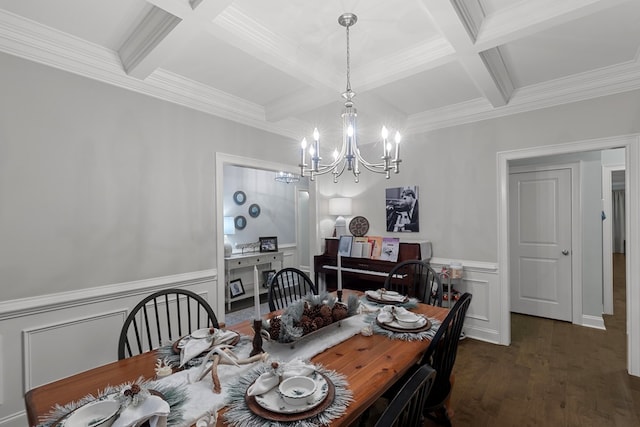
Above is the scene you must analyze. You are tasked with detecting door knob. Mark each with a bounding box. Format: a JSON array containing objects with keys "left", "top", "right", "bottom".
[{"left": 562, "top": 249, "right": 569, "bottom": 255}]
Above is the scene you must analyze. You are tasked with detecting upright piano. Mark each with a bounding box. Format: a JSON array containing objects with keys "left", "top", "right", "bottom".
[{"left": 314, "top": 238, "right": 432, "bottom": 295}]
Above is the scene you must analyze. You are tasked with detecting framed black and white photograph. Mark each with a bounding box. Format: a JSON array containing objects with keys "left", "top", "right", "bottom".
[
  {"left": 385, "top": 185, "right": 420, "bottom": 232},
  {"left": 262, "top": 269, "right": 276, "bottom": 287},
  {"left": 229, "top": 278, "right": 245, "bottom": 298},
  {"left": 338, "top": 235, "right": 353, "bottom": 257},
  {"left": 259, "top": 236, "right": 278, "bottom": 252}
]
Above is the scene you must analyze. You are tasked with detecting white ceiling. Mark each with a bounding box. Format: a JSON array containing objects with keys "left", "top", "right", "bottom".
[{"left": 1, "top": 0, "right": 640, "bottom": 143}]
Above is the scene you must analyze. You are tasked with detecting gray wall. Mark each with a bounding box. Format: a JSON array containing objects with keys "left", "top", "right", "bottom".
[{"left": 0, "top": 53, "right": 297, "bottom": 301}]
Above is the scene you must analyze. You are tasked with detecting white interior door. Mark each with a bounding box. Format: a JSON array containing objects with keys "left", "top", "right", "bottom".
[{"left": 510, "top": 168, "right": 573, "bottom": 321}]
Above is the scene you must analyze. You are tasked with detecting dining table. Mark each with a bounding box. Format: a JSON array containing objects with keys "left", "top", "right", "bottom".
[{"left": 24, "top": 290, "right": 449, "bottom": 426}]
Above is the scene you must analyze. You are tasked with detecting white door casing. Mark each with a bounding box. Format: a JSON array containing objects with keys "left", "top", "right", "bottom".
[
  {"left": 510, "top": 168, "right": 573, "bottom": 321},
  {"left": 602, "top": 165, "right": 625, "bottom": 315}
]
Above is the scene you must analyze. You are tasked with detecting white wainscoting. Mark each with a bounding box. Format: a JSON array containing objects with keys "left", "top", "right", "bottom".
[
  {"left": 0, "top": 269, "right": 217, "bottom": 427},
  {"left": 429, "top": 258, "right": 500, "bottom": 344}
]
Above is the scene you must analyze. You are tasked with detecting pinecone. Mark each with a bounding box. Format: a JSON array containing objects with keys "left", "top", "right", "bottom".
[
  {"left": 322, "top": 314, "right": 333, "bottom": 326},
  {"left": 269, "top": 317, "right": 282, "bottom": 340},
  {"left": 312, "top": 317, "right": 325, "bottom": 330},
  {"left": 300, "top": 318, "right": 314, "bottom": 335},
  {"left": 319, "top": 305, "right": 332, "bottom": 318},
  {"left": 332, "top": 304, "right": 348, "bottom": 322}
]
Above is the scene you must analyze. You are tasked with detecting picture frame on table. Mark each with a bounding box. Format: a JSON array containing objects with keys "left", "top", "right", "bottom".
[
  {"left": 263, "top": 269, "right": 276, "bottom": 287},
  {"left": 229, "top": 278, "right": 245, "bottom": 298},
  {"left": 338, "top": 235, "right": 353, "bottom": 257},
  {"left": 259, "top": 236, "right": 278, "bottom": 252}
]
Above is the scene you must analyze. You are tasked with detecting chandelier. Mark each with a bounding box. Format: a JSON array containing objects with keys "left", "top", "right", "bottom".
[
  {"left": 274, "top": 171, "right": 300, "bottom": 184},
  {"left": 298, "top": 13, "right": 402, "bottom": 183}
]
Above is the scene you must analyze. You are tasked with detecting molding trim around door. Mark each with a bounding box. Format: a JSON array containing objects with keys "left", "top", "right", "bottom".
[{"left": 497, "top": 133, "right": 640, "bottom": 377}]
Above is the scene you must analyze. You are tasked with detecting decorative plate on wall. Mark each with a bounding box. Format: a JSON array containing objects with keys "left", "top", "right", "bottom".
[
  {"left": 349, "top": 216, "right": 370, "bottom": 237},
  {"left": 234, "top": 215, "right": 247, "bottom": 230},
  {"left": 233, "top": 191, "right": 247, "bottom": 205},
  {"left": 248, "top": 203, "right": 261, "bottom": 218}
]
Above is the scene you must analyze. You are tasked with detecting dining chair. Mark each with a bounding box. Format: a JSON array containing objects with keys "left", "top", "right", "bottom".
[
  {"left": 420, "top": 292, "right": 472, "bottom": 426},
  {"left": 118, "top": 288, "right": 219, "bottom": 360},
  {"left": 384, "top": 259, "right": 443, "bottom": 305},
  {"left": 373, "top": 364, "right": 437, "bottom": 427},
  {"left": 267, "top": 268, "right": 318, "bottom": 312}
]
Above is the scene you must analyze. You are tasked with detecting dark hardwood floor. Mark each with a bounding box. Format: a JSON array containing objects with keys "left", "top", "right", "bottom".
[{"left": 448, "top": 253, "right": 640, "bottom": 426}]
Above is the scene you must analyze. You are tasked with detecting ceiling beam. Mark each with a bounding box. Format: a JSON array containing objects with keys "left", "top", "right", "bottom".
[
  {"left": 118, "top": 0, "right": 234, "bottom": 79},
  {"left": 421, "top": 0, "right": 513, "bottom": 107},
  {"left": 475, "top": 0, "right": 632, "bottom": 51}
]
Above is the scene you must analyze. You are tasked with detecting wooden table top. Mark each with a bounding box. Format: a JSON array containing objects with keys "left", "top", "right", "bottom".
[{"left": 25, "top": 291, "right": 449, "bottom": 426}]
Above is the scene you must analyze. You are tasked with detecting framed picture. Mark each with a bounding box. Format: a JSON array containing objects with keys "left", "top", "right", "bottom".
[
  {"left": 338, "top": 235, "right": 353, "bottom": 257},
  {"left": 385, "top": 185, "right": 420, "bottom": 232},
  {"left": 259, "top": 236, "right": 278, "bottom": 252},
  {"left": 229, "top": 278, "right": 245, "bottom": 298},
  {"left": 263, "top": 269, "right": 276, "bottom": 287}
]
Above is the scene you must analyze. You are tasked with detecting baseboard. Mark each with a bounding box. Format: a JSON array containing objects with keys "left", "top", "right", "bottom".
[{"left": 582, "top": 314, "right": 606, "bottom": 330}]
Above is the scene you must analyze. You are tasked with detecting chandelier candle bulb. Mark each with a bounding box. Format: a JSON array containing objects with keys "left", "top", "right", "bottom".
[
  {"left": 381, "top": 126, "right": 389, "bottom": 157},
  {"left": 300, "top": 138, "right": 307, "bottom": 167},
  {"left": 394, "top": 132, "right": 401, "bottom": 160}
]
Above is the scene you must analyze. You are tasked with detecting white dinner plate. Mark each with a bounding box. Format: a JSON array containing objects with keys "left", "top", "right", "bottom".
[
  {"left": 253, "top": 371, "right": 329, "bottom": 414},
  {"left": 59, "top": 397, "right": 120, "bottom": 427},
  {"left": 377, "top": 313, "right": 427, "bottom": 330}
]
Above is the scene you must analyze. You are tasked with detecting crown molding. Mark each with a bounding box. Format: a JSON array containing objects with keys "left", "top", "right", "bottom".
[
  {"left": 406, "top": 59, "right": 640, "bottom": 134},
  {"left": 0, "top": 9, "right": 301, "bottom": 139}
]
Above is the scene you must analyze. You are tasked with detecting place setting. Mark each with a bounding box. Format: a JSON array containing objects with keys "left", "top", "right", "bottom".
[
  {"left": 38, "top": 379, "right": 186, "bottom": 427},
  {"left": 156, "top": 327, "right": 243, "bottom": 370},
  {"left": 361, "top": 288, "right": 419, "bottom": 310},
  {"left": 224, "top": 358, "right": 353, "bottom": 427},
  {"left": 367, "top": 305, "right": 440, "bottom": 341}
]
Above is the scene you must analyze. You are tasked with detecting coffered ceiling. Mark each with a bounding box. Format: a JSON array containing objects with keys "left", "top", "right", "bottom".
[{"left": 1, "top": 0, "right": 639, "bottom": 143}]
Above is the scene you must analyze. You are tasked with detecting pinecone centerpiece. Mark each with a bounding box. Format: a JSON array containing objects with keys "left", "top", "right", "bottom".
[{"left": 265, "top": 292, "right": 359, "bottom": 343}]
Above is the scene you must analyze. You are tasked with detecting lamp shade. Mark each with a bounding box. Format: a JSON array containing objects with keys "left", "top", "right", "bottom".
[
  {"left": 329, "top": 198, "right": 352, "bottom": 216},
  {"left": 224, "top": 216, "right": 235, "bottom": 235}
]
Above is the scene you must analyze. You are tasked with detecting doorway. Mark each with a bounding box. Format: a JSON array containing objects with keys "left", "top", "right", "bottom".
[
  {"left": 214, "top": 153, "right": 314, "bottom": 323},
  {"left": 497, "top": 134, "right": 640, "bottom": 376}
]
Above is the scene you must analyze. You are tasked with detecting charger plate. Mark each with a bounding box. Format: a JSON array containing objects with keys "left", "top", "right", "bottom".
[
  {"left": 51, "top": 390, "right": 165, "bottom": 427},
  {"left": 245, "top": 373, "right": 335, "bottom": 422},
  {"left": 365, "top": 291, "right": 409, "bottom": 305},
  {"left": 376, "top": 317, "right": 432, "bottom": 333}
]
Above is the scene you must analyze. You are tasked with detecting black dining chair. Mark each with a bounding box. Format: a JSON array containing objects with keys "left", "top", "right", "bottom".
[
  {"left": 267, "top": 268, "right": 317, "bottom": 312},
  {"left": 384, "top": 259, "right": 443, "bottom": 305},
  {"left": 117, "top": 288, "right": 219, "bottom": 360},
  {"left": 420, "top": 292, "right": 472, "bottom": 426},
  {"left": 374, "top": 364, "right": 437, "bottom": 427}
]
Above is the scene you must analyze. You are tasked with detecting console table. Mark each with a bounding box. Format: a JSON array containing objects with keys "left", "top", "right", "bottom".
[{"left": 224, "top": 251, "right": 284, "bottom": 310}]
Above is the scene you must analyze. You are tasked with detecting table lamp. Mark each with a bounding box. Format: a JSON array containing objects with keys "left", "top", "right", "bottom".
[
  {"left": 329, "top": 197, "right": 352, "bottom": 236},
  {"left": 224, "top": 216, "right": 235, "bottom": 257}
]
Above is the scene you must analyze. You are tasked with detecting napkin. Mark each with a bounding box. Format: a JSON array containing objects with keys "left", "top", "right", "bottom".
[
  {"left": 281, "top": 359, "right": 315, "bottom": 379},
  {"left": 377, "top": 306, "right": 416, "bottom": 323},
  {"left": 113, "top": 395, "right": 170, "bottom": 427},
  {"left": 366, "top": 290, "right": 406, "bottom": 302},
  {"left": 246, "top": 372, "right": 280, "bottom": 396},
  {"left": 247, "top": 360, "right": 316, "bottom": 396},
  {"left": 180, "top": 329, "right": 238, "bottom": 367}
]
